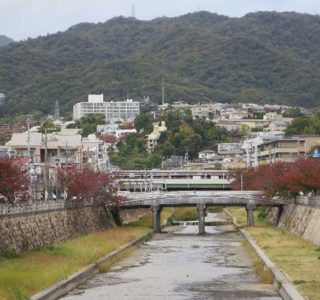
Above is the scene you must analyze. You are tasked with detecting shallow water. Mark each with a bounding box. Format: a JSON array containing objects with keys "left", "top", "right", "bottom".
[{"left": 61, "top": 215, "right": 281, "bottom": 300}]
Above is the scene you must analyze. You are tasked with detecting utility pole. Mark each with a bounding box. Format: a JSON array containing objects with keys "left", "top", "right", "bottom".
[
  {"left": 44, "top": 128, "right": 50, "bottom": 200},
  {"left": 26, "top": 114, "right": 33, "bottom": 164},
  {"left": 65, "top": 141, "right": 68, "bottom": 164},
  {"left": 26, "top": 114, "right": 32, "bottom": 200}
]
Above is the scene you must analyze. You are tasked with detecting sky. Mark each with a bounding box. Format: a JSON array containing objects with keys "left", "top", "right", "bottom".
[{"left": 1, "top": 0, "right": 320, "bottom": 41}]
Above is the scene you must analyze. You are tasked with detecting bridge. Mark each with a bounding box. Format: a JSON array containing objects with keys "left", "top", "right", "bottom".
[{"left": 115, "top": 191, "right": 284, "bottom": 235}]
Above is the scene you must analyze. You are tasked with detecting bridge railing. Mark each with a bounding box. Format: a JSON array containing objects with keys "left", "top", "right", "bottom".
[{"left": 115, "top": 191, "right": 283, "bottom": 207}]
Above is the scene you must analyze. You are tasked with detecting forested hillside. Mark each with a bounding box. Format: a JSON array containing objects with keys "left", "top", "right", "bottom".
[
  {"left": 1, "top": 11, "right": 320, "bottom": 117},
  {"left": 0, "top": 35, "right": 13, "bottom": 47}
]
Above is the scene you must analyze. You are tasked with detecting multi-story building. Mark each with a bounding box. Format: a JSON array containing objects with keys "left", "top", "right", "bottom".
[
  {"left": 257, "top": 136, "right": 320, "bottom": 165},
  {"left": 73, "top": 94, "right": 140, "bottom": 122},
  {"left": 73, "top": 94, "right": 106, "bottom": 120},
  {"left": 6, "top": 129, "right": 82, "bottom": 165},
  {"left": 105, "top": 99, "right": 140, "bottom": 122}
]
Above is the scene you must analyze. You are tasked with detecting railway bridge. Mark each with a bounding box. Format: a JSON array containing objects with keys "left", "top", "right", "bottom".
[{"left": 115, "top": 191, "right": 284, "bottom": 234}]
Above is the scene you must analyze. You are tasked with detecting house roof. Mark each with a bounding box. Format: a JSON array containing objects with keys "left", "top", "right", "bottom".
[
  {"left": 199, "top": 150, "right": 216, "bottom": 154},
  {"left": 57, "top": 134, "right": 82, "bottom": 148},
  {"left": 7, "top": 132, "right": 43, "bottom": 147}
]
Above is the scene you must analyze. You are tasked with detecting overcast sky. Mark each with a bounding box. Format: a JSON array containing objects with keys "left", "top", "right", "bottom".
[{"left": 1, "top": 0, "right": 320, "bottom": 41}]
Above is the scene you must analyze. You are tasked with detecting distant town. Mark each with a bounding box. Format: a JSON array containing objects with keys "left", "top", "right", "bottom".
[{"left": 1, "top": 92, "right": 319, "bottom": 187}]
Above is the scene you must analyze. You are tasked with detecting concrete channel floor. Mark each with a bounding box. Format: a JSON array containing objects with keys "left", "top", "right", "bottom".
[{"left": 61, "top": 216, "right": 281, "bottom": 300}]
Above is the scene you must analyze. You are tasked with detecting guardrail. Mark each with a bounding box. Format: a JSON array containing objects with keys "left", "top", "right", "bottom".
[
  {"left": 0, "top": 200, "right": 66, "bottom": 216},
  {"left": 0, "top": 199, "right": 108, "bottom": 216}
]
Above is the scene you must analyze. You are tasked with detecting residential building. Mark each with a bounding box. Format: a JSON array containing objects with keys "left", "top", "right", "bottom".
[
  {"left": 191, "top": 103, "right": 217, "bottom": 119},
  {"left": 198, "top": 150, "right": 217, "bottom": 161},
  {"left": 263, "top": 112, "right": 282, "bottom": 121},
  {"left": 267, "top": 120, "right": 292, "bottom": 132},
  {"left": 217, "top": 143, "right": 243, "bottom": 157},
  {"left": 146, "top": 121, "right": 167, "bottom": 153},
  {"left": 73, "top": 94, "right": 106, "bottom": 120},
  {"left": 105, "top": 99, "right": 140, "bottom": 122},
  {"left": 73, "top": 94, "right": 140, "bottom": 122},
  {"left": 257, "top": 136, "right": 320, "bottom": 165},
  {"left": 6, "top": 129, "right": 82, "bottom": 165},
  {"left": 97, "top": 123, "right": 119, "bottom": 135}
]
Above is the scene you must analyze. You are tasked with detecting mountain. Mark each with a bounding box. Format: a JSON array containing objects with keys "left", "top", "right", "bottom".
[
  {"left": 1, "top": 11, "right": 320, "bottom": 117},
  {"left": 0, "top": 35, "right": 14, "bottom": 47}
]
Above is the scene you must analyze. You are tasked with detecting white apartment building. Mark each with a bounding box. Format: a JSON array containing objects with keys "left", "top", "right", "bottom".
[
  {"left": 73, "top": 94, "right": 106, "bottom": 120},
  {"left": 106, "top": 99, "right": 140, "bottom": 122},
  {"left": 73, "top": 94, "right": 140, "bottom": 122}
]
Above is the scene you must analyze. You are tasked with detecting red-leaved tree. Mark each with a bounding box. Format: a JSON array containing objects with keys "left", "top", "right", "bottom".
[
  {"left": 56, "top": 166, "right": 118, "bottom": 205},
  {"left": 231, "top": 158, "right": 320, "bottom": 198},
  {"left": 0, "top": 157, "right": 30, "bottom": 204}
]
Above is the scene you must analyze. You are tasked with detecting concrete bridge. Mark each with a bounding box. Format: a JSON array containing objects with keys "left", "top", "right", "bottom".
[{"left": 116, "top": 191, "right": 284, "bottom": 235}]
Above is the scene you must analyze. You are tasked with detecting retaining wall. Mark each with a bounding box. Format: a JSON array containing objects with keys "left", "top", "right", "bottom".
[
  {"left": 267, "top": 203, "right": 320, "bottom": 245},
  {"left": 0, "top": 205, "right": 113, "bottom": 254}
]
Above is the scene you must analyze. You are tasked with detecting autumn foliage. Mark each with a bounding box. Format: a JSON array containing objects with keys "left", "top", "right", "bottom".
[
  {"left": 56, "top": 166, "right": 118, "bottom": 205},
  {"left": 231, "top": 158, "right": 320, "bottom": 198},
  {"left": 0, "top": 157, "right": 30, "bottom": 203}
]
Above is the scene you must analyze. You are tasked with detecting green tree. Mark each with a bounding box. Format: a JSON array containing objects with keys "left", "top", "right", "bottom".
[
  {"left": 154, "top": 142, "right": 175, "bottom": 158},
  {"left": 77, "top": 114, "right": 105, "bottom": 137},
  {"left": 134, "top": 113, "right": 154, "bottom": 133},
  {"left": 39, "top": 120, "right": 59, "bottom": 133},
  {"left": 283, "top": 107, "right": 303, "bottom": 118},
  {"left": 285, "top": 116, "right": 311, "bottom": 135}
]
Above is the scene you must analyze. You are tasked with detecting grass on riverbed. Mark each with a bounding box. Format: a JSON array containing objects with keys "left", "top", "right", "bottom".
[
  {"left": 126, "top": 207, "right": 175, "bottom": 227},
  {"left": 0, "top": 207, "right": 175, "bottom": 300},
  {"left": 171, "top": 207, "right": 198, "bottom": 221},
  {"left": 0, "top": 224, "right": 154, "bottom": 300},
  {"left": 228, "top": 207, "right": 320, "bottom": 300}
]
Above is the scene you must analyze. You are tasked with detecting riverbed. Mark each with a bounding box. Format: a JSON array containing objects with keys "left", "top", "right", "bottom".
[{"left": 61, "top": 216, "right": 281, "bottom": 299}]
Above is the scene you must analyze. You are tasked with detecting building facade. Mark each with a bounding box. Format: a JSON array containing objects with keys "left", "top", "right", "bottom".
[
  {"left": 257, "top": 136, "right": 320, "bottom": 164},
  {"left": 73, "top": 94, "right": 140, "bottom": 122}
]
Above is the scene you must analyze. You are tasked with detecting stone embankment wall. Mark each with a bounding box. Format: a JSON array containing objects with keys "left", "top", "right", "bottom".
[
  {"left": 267, "top": 198, "right": 320, "bottom": 245},
  {"left": 0, "top": 206, "right": 113, "bottom": 254}
]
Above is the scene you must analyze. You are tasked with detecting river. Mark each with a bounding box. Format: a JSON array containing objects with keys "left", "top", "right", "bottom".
[{"left": 61, "top": 213, "right": 281, "bottom": 299}]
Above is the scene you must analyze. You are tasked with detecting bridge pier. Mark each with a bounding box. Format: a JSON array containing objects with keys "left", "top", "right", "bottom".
[
  {"left": 151, "top": 205, "right": 162, "bottom": 233},
  {"left": 197, "top": 203, "right": 206, "bottom": 235},
  {"left": 246, "top": 200, "right": 256, "bottom": 227}
]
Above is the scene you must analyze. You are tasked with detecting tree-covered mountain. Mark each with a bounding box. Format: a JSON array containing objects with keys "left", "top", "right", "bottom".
[
  {"left": 0, "top": 35, "right": 13, "bottom": 47},
  {"left": 1, "top": 11, "right": 320, "bottom": 117}
]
